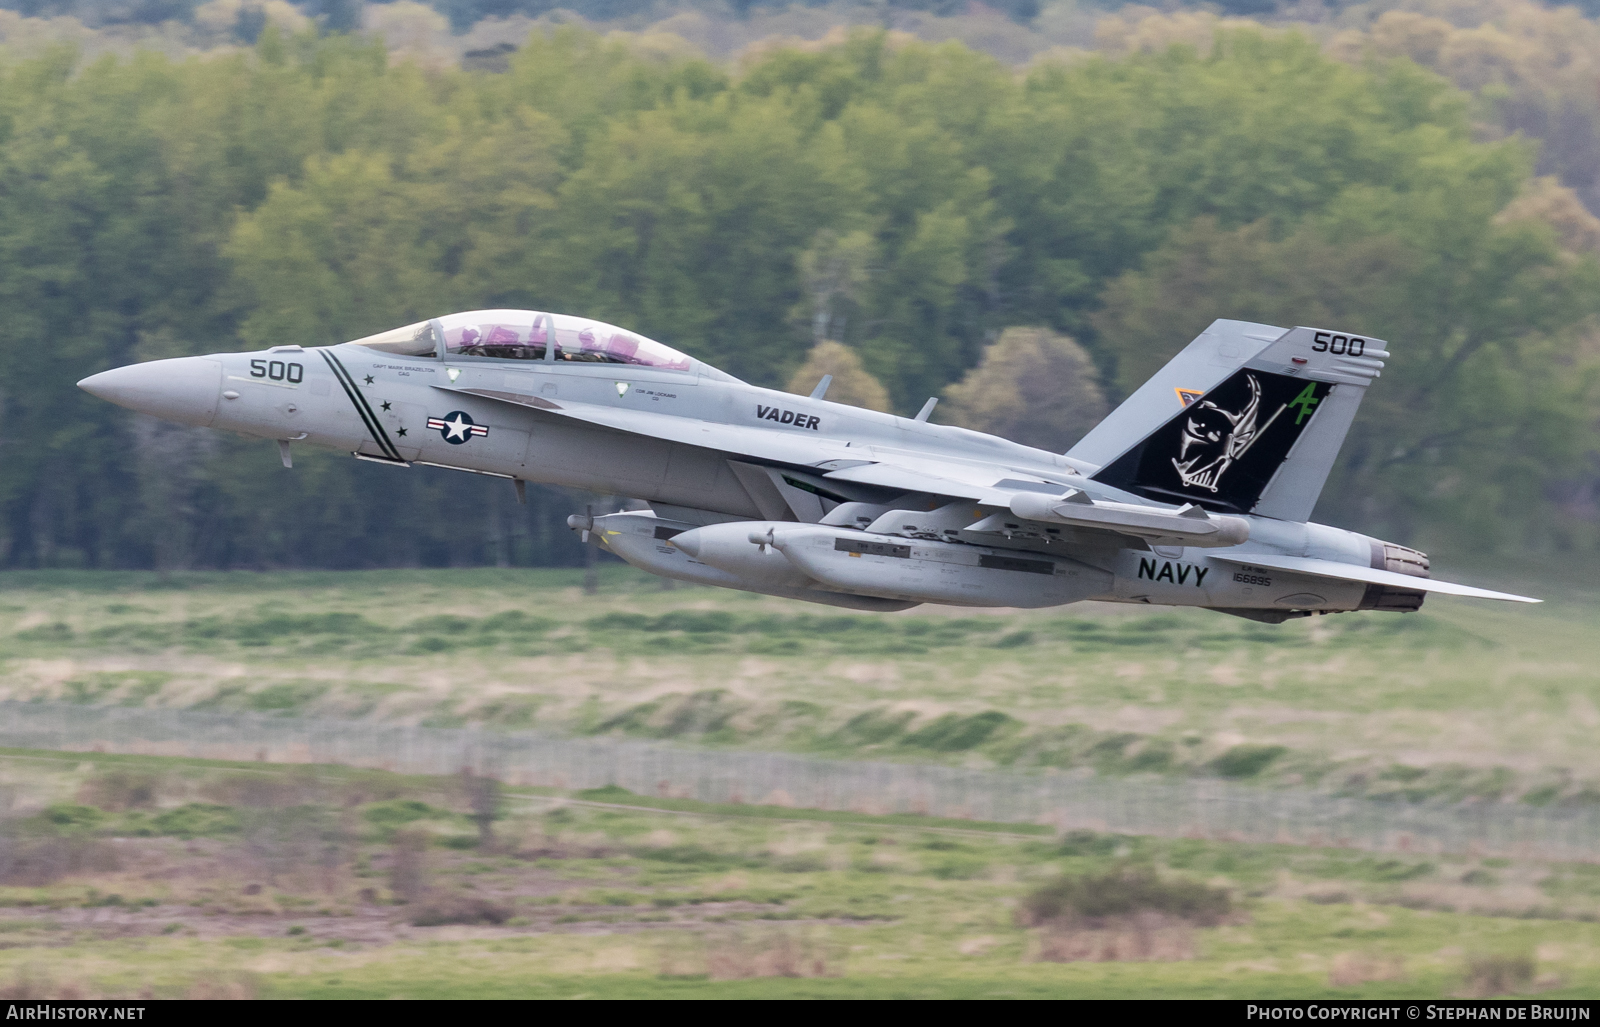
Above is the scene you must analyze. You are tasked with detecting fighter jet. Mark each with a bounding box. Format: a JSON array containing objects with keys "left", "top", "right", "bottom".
[{"left": 77, "top": 310, "right": 1537, "bottom": 618}]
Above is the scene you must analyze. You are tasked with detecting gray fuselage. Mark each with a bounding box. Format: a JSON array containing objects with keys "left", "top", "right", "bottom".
[{"left": 77, "top": 329, "right": 1401, "bottom": 617}]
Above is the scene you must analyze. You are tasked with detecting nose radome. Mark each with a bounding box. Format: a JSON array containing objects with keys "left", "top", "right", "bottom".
[{"left": 78, "top": 357, "right": 223, "bottom": 427}]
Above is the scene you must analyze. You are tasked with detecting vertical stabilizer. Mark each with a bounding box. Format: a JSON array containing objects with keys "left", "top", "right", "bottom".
[
  {"left": 1081, "top": 325, "right": 1389, "bottom": 520},
  {"left": 1068, "top": 320, "right": 1286, "bottom": 468}
]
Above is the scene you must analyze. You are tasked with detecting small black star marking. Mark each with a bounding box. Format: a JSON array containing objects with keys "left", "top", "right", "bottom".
[
  {"left": 381, "top": 401, "right": 391, "bottom": 411},
  {"left": 363, "top": 375, "right": 374, "bottom": 385},
  {"left": 396, "top": 427, "right": 407, "bottom": 437}
]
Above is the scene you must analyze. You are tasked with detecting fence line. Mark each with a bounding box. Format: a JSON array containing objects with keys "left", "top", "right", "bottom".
[{"left": 0, "top": 702, "right": 1594, "bottom": 862}]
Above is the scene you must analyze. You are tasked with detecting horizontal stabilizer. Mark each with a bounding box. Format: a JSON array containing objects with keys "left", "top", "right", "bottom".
[{"left": 1211, "top": 553, "right": 1539, "bottom": 603}]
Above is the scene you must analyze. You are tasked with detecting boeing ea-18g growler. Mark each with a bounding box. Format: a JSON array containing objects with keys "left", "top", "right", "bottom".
[{"left": 78, "top": 310, "right": 1537, "bottom": 617}]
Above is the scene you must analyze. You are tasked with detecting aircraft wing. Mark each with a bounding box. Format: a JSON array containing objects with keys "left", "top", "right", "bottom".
[
  {"left": 450, "top": 388, "right": 861, "bottom": 468},
  {"left": 449, "top": 385, "right": 1026, "bottom": 500},
  {"left": 1210, "top": 552, "right": 1540, "bottom": 603},
  {"left": 815, "top": 456, "right": 1023, "bottom": 502},
  {"left": 450, "top": 385, "right": 1249, "bottom": 548}
]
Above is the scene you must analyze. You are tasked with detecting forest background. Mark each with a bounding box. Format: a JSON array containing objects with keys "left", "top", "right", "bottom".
[{"left": 6, "top": 0, "right": 1600, "bottom": 572}]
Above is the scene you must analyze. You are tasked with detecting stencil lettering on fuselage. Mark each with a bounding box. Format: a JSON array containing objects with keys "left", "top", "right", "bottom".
[
  {"left": 1137, "top": 558, "right": 1211, "bottom": 587},
  {"left": 756, "top": 405, "right": 820, "bottom": 430}
]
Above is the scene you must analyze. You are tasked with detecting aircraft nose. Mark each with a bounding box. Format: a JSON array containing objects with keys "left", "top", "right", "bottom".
[{"left": 78, "top": 357, "right": 223, "bottom": 427}]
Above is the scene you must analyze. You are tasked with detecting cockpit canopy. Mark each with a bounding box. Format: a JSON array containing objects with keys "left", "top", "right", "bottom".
[{"left": 344, "top": 310, "right": 703, "bottom": 374}]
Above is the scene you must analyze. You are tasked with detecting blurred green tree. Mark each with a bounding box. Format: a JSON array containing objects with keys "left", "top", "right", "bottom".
[
  {"left": 1092, "top": 216, "right": 1600, "bottom": 549},
  {"left": 783, "top": 340, "right": 891, "bottom": 412},
  {"left": 940, "top": 327, "right": 1109, "bottom": 452},
  {"left": 0, "top": 25, "right": 1591, "bottom": 567}
]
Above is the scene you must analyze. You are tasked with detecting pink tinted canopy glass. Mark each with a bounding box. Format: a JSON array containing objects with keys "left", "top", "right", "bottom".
[{"left": 437, "top": 310, "right": 691, "bottom": 371}]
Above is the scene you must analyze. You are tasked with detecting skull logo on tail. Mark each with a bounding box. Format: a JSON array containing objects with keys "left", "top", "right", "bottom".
[{"left": 1172, "top": 374, "right": 1263, "bottom": 492}]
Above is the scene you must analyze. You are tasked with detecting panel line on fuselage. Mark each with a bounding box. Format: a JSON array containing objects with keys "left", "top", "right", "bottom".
[{"left": 319, "top": 349, "right": 402, "bottom": 462}]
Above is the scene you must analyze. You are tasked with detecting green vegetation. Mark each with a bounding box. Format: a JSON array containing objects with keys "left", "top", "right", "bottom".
[
  {"left": 1019, "top": 865, "right": 1232, "bottom": 925},
  {"left": 145, "top": 803, "right": 241, "bottom": 839},
  {"left": 0, "top": 7, "right": 1594, "bottom": 996},
  {"left": 1212, "top": 744, "right": 1288, "bottom": 779},
  {"left": 1, "top": 564, "right": 1596, "bottom": 805},
  {"left": 0, "top": 749, "right": 1594, "bottom": 999},
  {"left": 2, "top": 13, "right": 1596, "bottom": 570}
]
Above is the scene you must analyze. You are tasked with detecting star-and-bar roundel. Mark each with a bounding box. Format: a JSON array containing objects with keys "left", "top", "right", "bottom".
[{"left": 427, "top": 410, "right": 490, "bottom": 445}]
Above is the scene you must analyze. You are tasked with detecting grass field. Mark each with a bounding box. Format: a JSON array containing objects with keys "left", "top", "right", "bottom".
[
  {"left": 0, "top": 749, "right": 1596, "bottom": 999},
  {"left": 0, "top": 562, "right": 1596, "bottom": 806}
]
